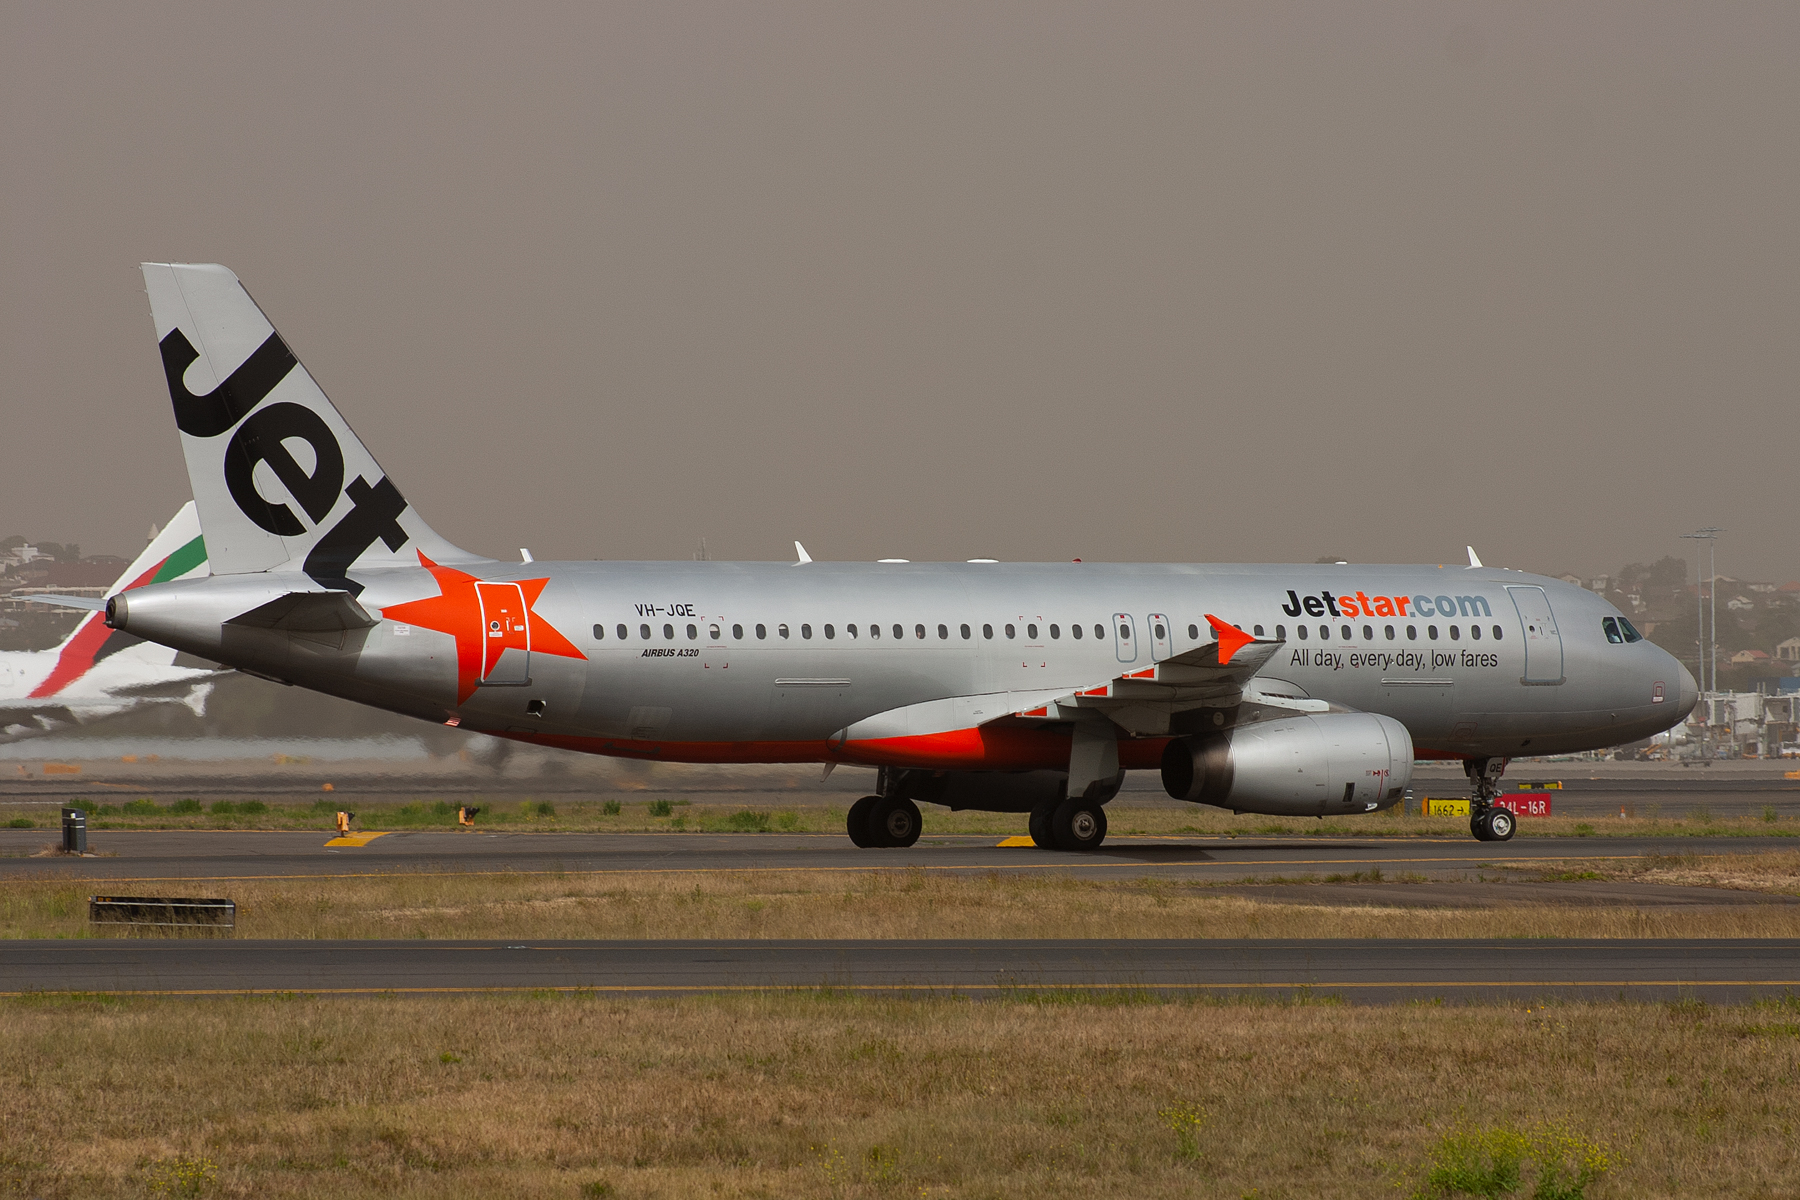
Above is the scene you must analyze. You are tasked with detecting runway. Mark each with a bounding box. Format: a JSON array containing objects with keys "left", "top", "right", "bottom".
[
  {"left": 2, "top": 827, "right": 1793, "bottom": 883},
  {"left": 4, "top": 938, "right": 1796, "bottom": 1003}
]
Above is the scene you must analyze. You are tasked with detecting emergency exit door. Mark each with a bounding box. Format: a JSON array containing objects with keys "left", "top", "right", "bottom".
[
  {"left": 1506, "top": 585, "right": 1563, "bottom": 685},
  {"left": 477, "top": 582, "right": 532, "bottom": 685}
]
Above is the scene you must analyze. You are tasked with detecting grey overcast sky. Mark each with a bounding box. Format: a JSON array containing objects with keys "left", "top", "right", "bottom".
[{"left": 2, "top": 3, "right": 1795, "bottom": 581}]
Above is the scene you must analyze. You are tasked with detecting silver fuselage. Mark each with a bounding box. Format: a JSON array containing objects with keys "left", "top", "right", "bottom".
[{"left": 117, "top": 558, "right": 1696, "bottom": 770}]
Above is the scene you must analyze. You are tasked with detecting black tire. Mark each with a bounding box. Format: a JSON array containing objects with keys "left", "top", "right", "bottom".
[
  {"left": 1470, "top": 812, "right": 1490, "bottom": 842},
  {"left": 870, "top": 796, "right": 922, "bottom": 848},
  {"left": 1483, "top": 806, "right": 1517, "bottom": 842},
  {"left": 1051, "top": 797, "right": 1107, "bottom": 851},
  {"left": 847, "top": 796, "right": 880, "bottom": 847},
  {"left": 1028, "top": 806, "right": 1055, "bottom": 849}
]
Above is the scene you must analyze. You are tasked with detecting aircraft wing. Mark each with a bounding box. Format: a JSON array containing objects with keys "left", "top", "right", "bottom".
[
  {"left": 1002, "top": 614, "right": 1292, "bottom": 736},
  {"left": 22, "top": 594, "right": 106, "bottom": 612}
]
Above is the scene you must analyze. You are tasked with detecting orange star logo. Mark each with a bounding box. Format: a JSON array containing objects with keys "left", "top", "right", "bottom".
[{"left": 380, "top": 552, "right": 587, "bottom": 702}]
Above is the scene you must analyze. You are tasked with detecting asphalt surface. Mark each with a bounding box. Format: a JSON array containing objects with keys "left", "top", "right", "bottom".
[
  {"left": 3, "top": 938, "right": 1796, "bottom": 1003},
  {"left": 3, "top": 828, "right": 1794, "bottom": 883}
]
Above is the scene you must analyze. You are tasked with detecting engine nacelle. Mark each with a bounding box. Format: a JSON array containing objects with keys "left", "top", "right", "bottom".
[{"left": 1160, "top": 712, "right": 1413, "bottom": 816}]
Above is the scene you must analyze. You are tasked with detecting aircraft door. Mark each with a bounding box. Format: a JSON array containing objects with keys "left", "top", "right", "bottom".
[
  {"left": 1148, "top": 613, "right": 1172, "bottom": 661},
  {"left": 1112, "top": 613, "right": 1138, "bottom": 664},
  {"left": 1506, "top": 585, "right": 1563, "bottom": 685},
  {"left": 476, "top": 582, "right": 532, "bottom": 685}
]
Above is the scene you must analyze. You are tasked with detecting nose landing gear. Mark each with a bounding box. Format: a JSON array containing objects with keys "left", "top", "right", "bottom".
[{"left": 1464, "top": 756, "right": 1515, "bottom": 842}]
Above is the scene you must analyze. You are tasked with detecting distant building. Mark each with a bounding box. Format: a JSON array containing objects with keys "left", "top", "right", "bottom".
[
  {"left": 1778, "top": 637, "right": 1800, "bottom": 664},
  {"left": 1728, "top": 595, "right": 1755, "bottom": 612},
  {"left": 1730, "top": 649, "right": 1771, "bottom": 665}
]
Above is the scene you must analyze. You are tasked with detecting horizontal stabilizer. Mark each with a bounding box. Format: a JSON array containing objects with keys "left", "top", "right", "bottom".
[
  {"left": 22, "top": 594, "right": 106, "bottom": 612},
  {"left": 224, "top": 591, "right": 377, "bottom": 633}
]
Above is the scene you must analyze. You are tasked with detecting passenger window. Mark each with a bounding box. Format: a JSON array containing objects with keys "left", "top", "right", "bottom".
[
  {"left": 1428, "top": 626, "right": 1438, "bottom": 640},
  {"left": 1050, "top": 624, "right": 1060, "bottom": 639},
  {"left": 1275, "top": 624, "right": 1286, "bottom": 639},
  {"left": 1118, "top": 623, "right": 1130, "bottom": 639},
  {"left": 778, "top": 624, "right": 790, "bottom": 639},
  {"left": 664, "top": 623, "right": 674, "bottom": 640},
  {"left": 1297, "top": 625, "right": 1309, "bottom": 641},
  {"left": 756, "top": 623, "right": 767, "bottom": 640},
  {"left": 1154, "top": 622, "right": 1166, "bottom": 640},
  {"left": 1027, "top": 623, "right": 1039, "bottom": 640},
  {"left": 592, "top": 624, "right": 604, "bottom": 640},
  {"left": 957, "top": 624, "right": 968, "bottom": 639},
  {"left": 1492, "top": 625, "right": 1503, "bottom": 640},
  {"left": 1188, "top": 624, "right": 1199, "bottom": 640},
  {"left": 732, "top": 624, "right": 743, "bottom": 639},
  {"left": 915, "top": 624, "right": 926, "bottom": 639},
  {"left": 1253, "top": 625, "right": 1264, "bottom": 637},
  {"left": 1602, "top": 617, "right": 1624, "bottom": 644},
  {"left": 983, "top": 624, "right": 993, "bottom": 639},
  {"left": 823, "top": 624, "right": 834, "bottom": 639},
  {"left": 893, "top": 624, "right": 903, "bottom": 639},
  {"left": 641, "top": 624, "right": 652, "bottom": 640},
  {"left": 1341, "top": 625, "right": 1351, "bottom": 640},
  {"left": 869, "top": 624, "right": 880, "bottom": 639},
  {"left": 1619, "top": 619, "right": 1643, "bottom": 643},
  {"left": 1470, "top": 624, "right": 1481, "bottom": 640},
  {"left": 1318, "top": 625, "right": 1329, "bottom": 640},
  {"left": 617, "top": 624, "right": 628, "bottom": 640},
  {"left": 1449, "top": 625, "right": 1460, "bottom": 641},
  {"left": 709, "top": 624, "right": 721, "bottom": 640},
  {"left": 847, "top": 624, "right": 858, "bottom": 638},
  {"left": 802, "top": 624, "right": 813, "bottom": 639},
  {"left": 1384, "top": 625, "right": 1395, "bottom": 640},
  {"left": 937, "top": 624, "right": 948, "bottom": 640},
  {"left": 1006, "top": 624, "right": 1016, "bottom": 639},
  {"left": 1072, "top": 623, "right": 1083, "bottom": 639},
  {"left": 1363, "top": 625, "right": 1373, "bottom": 640},
  {"left": 687, "top": 623, "right": 697, "bottom": 640},
  {"left": 1406, "top": 625, "right": 1417, "bottom": 640},
  {"left": 1094, "top": 624, "right": 1105, "bottom": 639}
]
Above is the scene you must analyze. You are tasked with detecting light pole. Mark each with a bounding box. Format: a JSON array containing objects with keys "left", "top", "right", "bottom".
[{"left": 1681, "top": 527, "right": 1724, "bottom": 758}]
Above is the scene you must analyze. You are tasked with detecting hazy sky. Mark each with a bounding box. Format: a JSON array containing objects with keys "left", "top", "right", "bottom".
[{"left": 3, "top": 3, "right": 1796, "bottom": 582}]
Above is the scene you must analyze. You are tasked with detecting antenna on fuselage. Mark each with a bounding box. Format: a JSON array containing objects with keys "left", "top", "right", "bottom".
[
  {"left": 1466, "top": 546, "right": 1483, "bottom": 568},
  {"left": 793, "top": 541, "right": 813, "bottom": 566}
]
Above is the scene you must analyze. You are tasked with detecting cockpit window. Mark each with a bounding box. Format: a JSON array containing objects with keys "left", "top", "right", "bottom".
[
  {"left": 1602, "top": 617, "right": 1624, "bottom": 644},
  {"left": 1618, "top": 617, "right": 1643, "bottom": 643}
]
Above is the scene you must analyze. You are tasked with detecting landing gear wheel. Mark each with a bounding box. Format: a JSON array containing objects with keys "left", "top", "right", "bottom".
[
  {"left": 1470, "top": 813, "right": 1490, "bottom": 842},
  {"left": 1480, "top": 806, "right": 1516, "bottom": 842},
  {"left": 846, "top": 796, "right": 880, "bottom": 848},
  {"left": 869, "top": 796, "right": 922, "bottom": 847},
  {"left": 1027, "top": 806, "right": 1055, "bottom": 849},
  {"left": 1051, "top": 797, "right": 1107, "bottom": 851}
]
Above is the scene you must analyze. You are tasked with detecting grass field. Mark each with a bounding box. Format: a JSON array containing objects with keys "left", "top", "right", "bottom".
[
  {"left": 3, "top": 852, "right": 1798, "bottom": 942},
  {"left": 5, "top": 797, "right": 1798, "bottom": 841},
  {"left": 0, "top": 990, "right": 1794, "bottom": 1198}
]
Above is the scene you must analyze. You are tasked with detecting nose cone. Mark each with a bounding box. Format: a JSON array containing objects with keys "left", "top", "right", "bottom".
[{"left": 1675, "top": 662, "right": 1699, "bottom": 720}]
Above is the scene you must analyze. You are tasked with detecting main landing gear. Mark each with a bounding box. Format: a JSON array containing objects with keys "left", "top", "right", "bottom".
[
  {"left": 1464, "top": 756, "right": 1515, "bottom": 842},
  {"left": 846, "top": 795, "right": 922, "bottom": 848},
  {"left": 1029, "top": 795, "right": 1109, "bottom": 852}
]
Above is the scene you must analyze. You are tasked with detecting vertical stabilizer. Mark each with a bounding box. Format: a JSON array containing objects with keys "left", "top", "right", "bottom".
[
  {"left": 28, "top": 501, "right": 210, "bottom": 697},
  {"left": 142, "top": 262, "right": 478, "bottom": 592}
]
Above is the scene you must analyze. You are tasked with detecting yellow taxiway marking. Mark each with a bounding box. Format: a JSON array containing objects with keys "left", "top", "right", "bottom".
[
  {"left": 323, "top": 832, "right": 388, "bottom": 848},
  {"left": 996, "top": 836, "right": 1036, "bottom": 847},
  {"left": 2, "top": 979, "right": 1795, "bottom": 999}
]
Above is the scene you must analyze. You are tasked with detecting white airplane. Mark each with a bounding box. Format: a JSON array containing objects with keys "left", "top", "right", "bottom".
[
  {"left": 100, "top": 264, "right": 1698, "bottom": 846},
  {"left": 2, "top": 502, "right": 218, "bottom": 740}
]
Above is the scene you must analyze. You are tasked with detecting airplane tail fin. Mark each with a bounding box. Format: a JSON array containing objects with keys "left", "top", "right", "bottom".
[
  {"left": 140, "top": 263, "right": 480, "bottom": 592},
  {"left": 28, "top": 502, "right": 211, "bottom": 697}
]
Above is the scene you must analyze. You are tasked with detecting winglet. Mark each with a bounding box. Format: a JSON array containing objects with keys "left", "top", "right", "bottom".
[
  {"left": 1466, "top": 546, "right": 1483, "bottom": 568},
  {"left": 794, "top": 541, "right": 813, "bottom": 565},
  {"left": 1205, "top": 614, "right": 1254, "bottom": 665}
]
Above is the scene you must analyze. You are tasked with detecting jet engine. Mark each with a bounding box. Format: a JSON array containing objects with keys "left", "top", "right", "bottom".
[{"left": 1160, "top": 712, "right": 1413, "bottom": 816}]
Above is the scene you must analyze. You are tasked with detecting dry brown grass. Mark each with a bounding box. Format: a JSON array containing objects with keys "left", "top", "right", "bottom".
[
  {"left": 0, "top": 990, "right": 1795, "bottom": 1198},
  {"left": 6, "top": 866, "right": 1800, "bottom": 942},
  {"left": 1527, "top": 849, "right": 1800, "bottom": 897}
]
